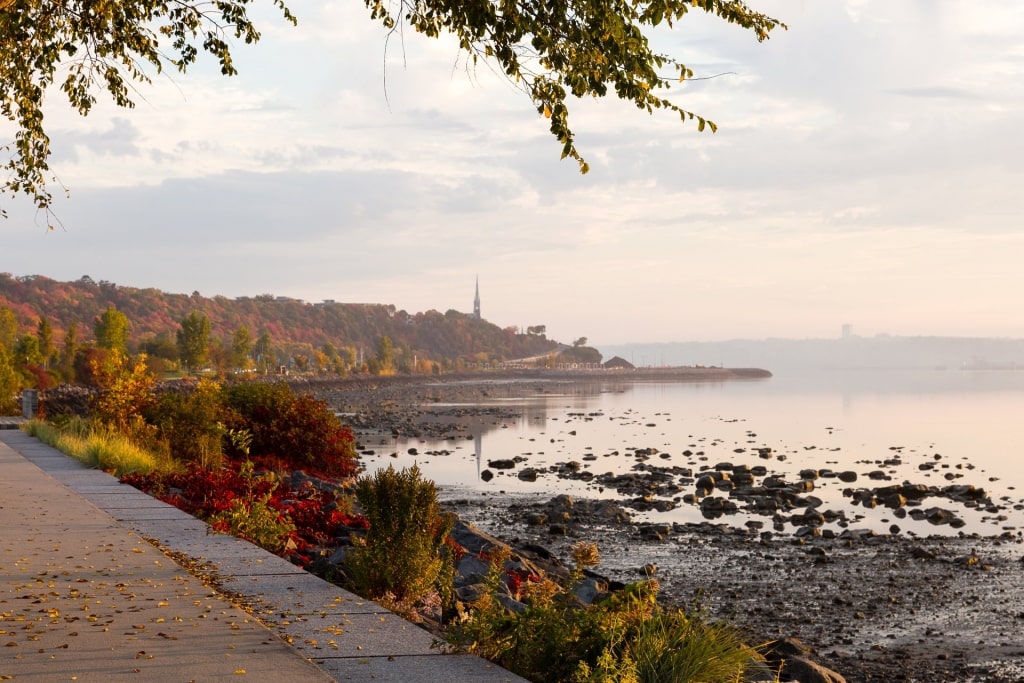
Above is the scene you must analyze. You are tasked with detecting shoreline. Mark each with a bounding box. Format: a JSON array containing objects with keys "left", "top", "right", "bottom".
[{"left": 310, "top": 372, "right": 1024, "bottom": 683}]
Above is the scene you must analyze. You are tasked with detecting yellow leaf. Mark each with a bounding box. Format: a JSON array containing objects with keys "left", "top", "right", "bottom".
[{"left": 543, "top": 106, "right": 552, "bottom": 119}]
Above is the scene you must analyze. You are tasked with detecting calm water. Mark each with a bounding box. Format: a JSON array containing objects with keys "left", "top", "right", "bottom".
[{"left": 358, "top": 369, "right": 1024, "bottom": 537}]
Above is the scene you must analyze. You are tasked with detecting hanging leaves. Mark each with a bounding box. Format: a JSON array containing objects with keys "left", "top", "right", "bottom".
[{"left": 0, "top": 0, "right": 783, "bottom": 214}]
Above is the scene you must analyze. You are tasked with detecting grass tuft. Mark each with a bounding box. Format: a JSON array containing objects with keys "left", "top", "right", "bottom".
[{"left": 23, "top": 418, "right": 164, "bottom": 476}]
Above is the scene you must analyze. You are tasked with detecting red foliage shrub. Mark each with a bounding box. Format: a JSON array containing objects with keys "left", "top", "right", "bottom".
[
  {"left": 122, "top": 463, "right": 367, "bottom": 567},
  {"left": 221, "top": 382, "right": 357, "bottom": 479},
  {"left": 22, "top": 364, "right": 55, "bottom": 391}
]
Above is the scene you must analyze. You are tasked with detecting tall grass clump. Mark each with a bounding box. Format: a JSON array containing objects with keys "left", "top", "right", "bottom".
[
  {"left": 345, "top": 464, "right": 454, "bottom": 613},
  {"left": 600, "top": 602, "right": 770, "bottom": 683},
  {"left": 23, "top": 418, "right": 162, "bottom": 476}
]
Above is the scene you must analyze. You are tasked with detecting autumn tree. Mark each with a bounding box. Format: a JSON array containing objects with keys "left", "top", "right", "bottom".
[
  {"left": 176, "top": 311, "right": 211, "bottom": 375},
  {"left": 206, "top": 338, "right": 233, "bottom": 376},
  {"left": 231, "top": 325, "right": 253, "bottom": 370},
  {"left": 370, "top": 335, "right": 395, "bottom": 376},
  {"left": 36, "top": 317, "right": 53, "bottom": 368},
  {"left": 94, "top": 306, "right": 130, "bottom": 353},
  {"left": 253, "top": 331, "right": 274, "bottom": 374},
  {"left": 138, "top": 332, "right": 178, "bottom": 362},
  {"left": 14, "top": 333, "right": 42, "bottom": 367},
  {"left": 0, "top": 345, "right": 19, "bottom": 414},
  {"left": 58, "top": 321, "right": 77, "bottom": 380},
  {"left": 0, "top": 307, "right": 16, "bottom": 350},
  {"left": 1, "top": 0, "right": 783, "bottom": 220},
  {"left": 90, "top": 350, "right": 156, "bottom": 435}
]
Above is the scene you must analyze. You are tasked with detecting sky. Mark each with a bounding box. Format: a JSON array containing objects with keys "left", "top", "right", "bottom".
[{"left": 3, "top": 0, "right": 1024, "bottom": 347}]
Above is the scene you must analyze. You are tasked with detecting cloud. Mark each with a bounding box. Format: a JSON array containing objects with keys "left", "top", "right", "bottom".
[
  {"left": 4, "top": 0, "right": 1024, "bottom": 343},
  {"left": 50, "top": 117, "right": 141, "bottom": 162}
]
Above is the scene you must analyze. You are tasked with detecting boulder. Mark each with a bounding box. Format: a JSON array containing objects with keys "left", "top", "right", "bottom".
[{"left": 764, "top": 637, "right": 847, "bottom": 683}]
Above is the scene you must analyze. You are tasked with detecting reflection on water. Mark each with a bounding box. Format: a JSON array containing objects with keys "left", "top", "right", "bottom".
[{"left": 358, "top": 370, "right": 1024, "bottom": 537}]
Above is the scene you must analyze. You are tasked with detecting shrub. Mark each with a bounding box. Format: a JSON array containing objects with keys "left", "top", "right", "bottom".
[
  {"left": 221, "top": 381, "right": 357, "bottom": 478},
  {"left": 207, "top": 461, "right": 297, "bottom": 554},
  {"left": 144, "top": 378, "right": 225, "bottom": 467},
  {"left": 447, "top": 543, "right": 770, "bottom": 683},
  {"left": 346, "top": 464, "right": 454, "bottom": 612},
  {"left": 89, "top": 350, "right": 157, "bottom": 437},
  {"left": 615, "top": 606, "right": 768, "bottom": 683},
  {"left": 209, "top": 494, "right": 296, "bottom": 554},
  {"left": 122, "top": 460, "right": 365, "bottom": 566}
]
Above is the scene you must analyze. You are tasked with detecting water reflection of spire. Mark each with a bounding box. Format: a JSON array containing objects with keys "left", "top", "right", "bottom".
[{"left": 475, "top": 432, "right": 482, "bottom": 479}]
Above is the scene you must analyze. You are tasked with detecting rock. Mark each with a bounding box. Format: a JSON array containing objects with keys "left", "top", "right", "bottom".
[
  {"left": 638, "top": 523, "right": 671, "bottom": 541},
  {"left": 518, "top": 468, "right": 540, "bottom": 482},
  {"left": 488, "top": 459, "right": 517, "bottom": 469},
  {"left": 764, "top": 638, "right": 847, "bottom": 683},
  {"left": 913, "top": 544, "right": 937, "bottom": 561},
  {"left": 573, "top": 578, "right": 608, "bottom": 605},
  {"left": 456, "top": 582, "right": 488, "bottom": 603},
  {"left": 838, "top": 471, "right": 858, "bottom": 483},
  {"left": 695, "top": 475, "right": 716, "bottom": 495},
  {"left": 780, "top": 656, "right": 847, "bottom": 683},
  {"left": 882, "top": 493, "right": 907, "bottom": 509},
  {"left": 925, "top": 507, "right": 961, "bottom": 526}
]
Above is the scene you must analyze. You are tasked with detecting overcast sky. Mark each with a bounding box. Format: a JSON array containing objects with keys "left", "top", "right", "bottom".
[{"left": 3, "top": 0, "right": 1023, "bottom": 346}]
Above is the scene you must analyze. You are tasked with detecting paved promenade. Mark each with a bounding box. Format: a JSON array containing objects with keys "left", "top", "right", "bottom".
[{"left": 0, "top": 430, "right": 526, "bottom": 682}]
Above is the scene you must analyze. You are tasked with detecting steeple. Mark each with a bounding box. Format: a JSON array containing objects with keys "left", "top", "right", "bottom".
[{"left": 473, "top": 276, "right": 481, "bottom": 319}]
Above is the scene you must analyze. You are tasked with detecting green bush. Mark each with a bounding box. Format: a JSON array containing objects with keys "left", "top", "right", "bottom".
[
  {"left": 207, "top": 461, "right": 297, "bottom": 554},
  {"left": 346, "top": 464, "right": 454, "bottom": 612},
  {"left": 447, "top": 543, "right": 770, "bottom": 683},
  {"left": 221, "top": 381, "right": 356, "bottom": 478},
  {"left": 144, "top": 377, "right": 225, "bottom": 468}
]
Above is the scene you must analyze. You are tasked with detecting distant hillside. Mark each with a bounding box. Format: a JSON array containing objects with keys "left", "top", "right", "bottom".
[{"left": 0, "top": 273, "right": 559, "bottom": 366}]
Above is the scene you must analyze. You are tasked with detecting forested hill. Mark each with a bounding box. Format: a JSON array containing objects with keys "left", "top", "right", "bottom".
[{"left": 0, "top": 273, "right": 558, "bottom": 367}]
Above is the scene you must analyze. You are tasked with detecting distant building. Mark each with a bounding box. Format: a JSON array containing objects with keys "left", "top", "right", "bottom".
[
  {"left": 603, "top": 356, "right": 636, "bottom": 370},
  {"left": 473, "top": 276, "right": 481, "bottom": 320},
  {"left": 841, "top": 324, "right": 852, "bottom": 339}
]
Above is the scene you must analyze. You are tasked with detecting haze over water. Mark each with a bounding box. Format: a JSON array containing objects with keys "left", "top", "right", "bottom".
[{"left": 360, "top": 369, "right": 1024, "bottom": 538}]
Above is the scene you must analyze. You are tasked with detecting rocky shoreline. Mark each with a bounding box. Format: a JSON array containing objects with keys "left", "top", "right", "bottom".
[{"left": 308, "top": 372, "right": 1024, "bottom": 683}]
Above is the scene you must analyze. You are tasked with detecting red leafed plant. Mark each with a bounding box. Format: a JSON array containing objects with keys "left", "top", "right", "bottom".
[{"left": 122, "top": 461, "right": 366, "bottom": 566}]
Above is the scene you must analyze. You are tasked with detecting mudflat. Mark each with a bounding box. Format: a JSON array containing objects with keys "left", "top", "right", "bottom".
[{"left": 307, "top": 373, "right": 1024, "bottom": 683}]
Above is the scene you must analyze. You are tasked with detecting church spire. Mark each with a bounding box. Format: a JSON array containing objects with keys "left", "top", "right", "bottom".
[{"left": 473, "top": 276, "right": 481, "bottom": 319}]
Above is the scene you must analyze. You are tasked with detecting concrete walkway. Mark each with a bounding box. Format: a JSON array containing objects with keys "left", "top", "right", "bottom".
[{"left": 0, "top": 430, "right": 526, "bottom": 682}]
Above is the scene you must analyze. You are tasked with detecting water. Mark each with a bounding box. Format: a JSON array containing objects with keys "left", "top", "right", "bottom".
[{"left": 357, "top": 369, "right": 1024, "bottom": 537}]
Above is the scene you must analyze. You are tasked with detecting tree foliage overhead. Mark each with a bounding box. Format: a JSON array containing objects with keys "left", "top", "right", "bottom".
[
  {"left": 0, "top": 0, "right": 783, "bottom": 219},
  {"left": 0, "top": 0, "right": 296, "bottom": 217}
]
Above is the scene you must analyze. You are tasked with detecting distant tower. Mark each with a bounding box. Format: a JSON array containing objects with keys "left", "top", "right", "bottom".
[
  {"left": 841, "top": 324, "right": 852, "bottom": 339},
  {"left": 473, "top": 276, "right": 481, "bottom": 319}
]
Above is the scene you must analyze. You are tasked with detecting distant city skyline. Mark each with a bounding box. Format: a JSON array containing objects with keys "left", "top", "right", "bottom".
[{"left": 3, "top": 1, "right": 1023, "bottom": 345}]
